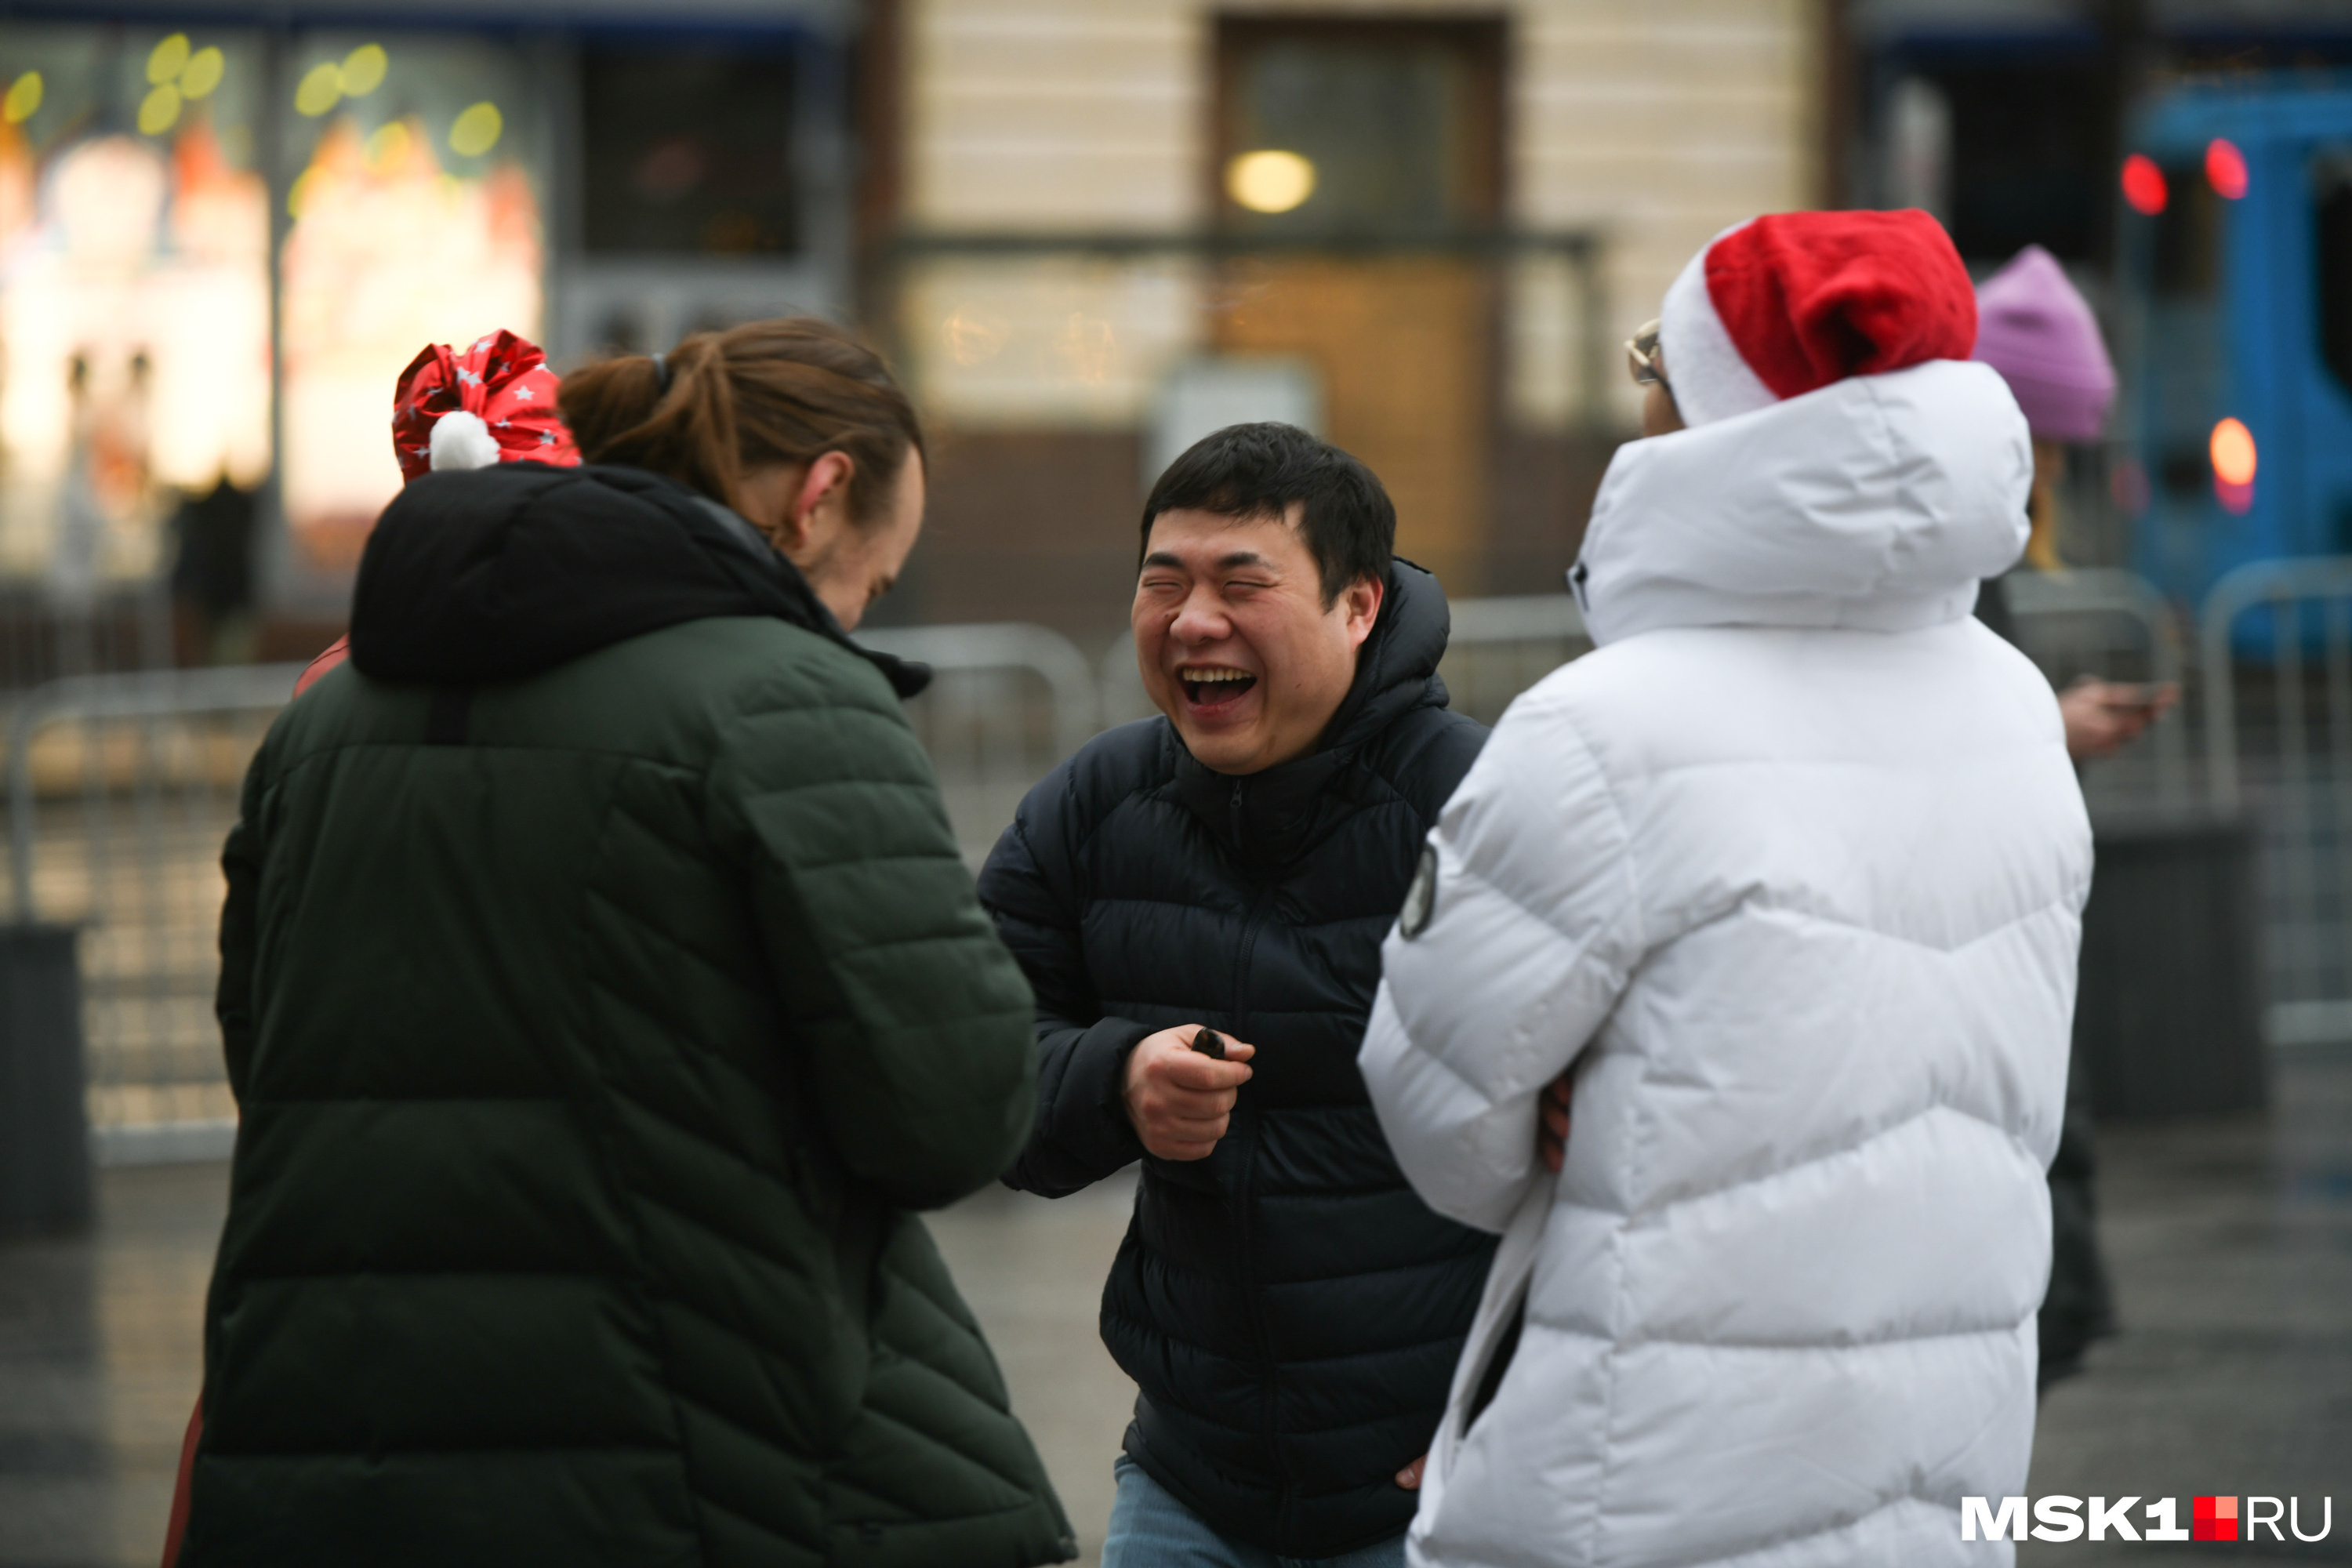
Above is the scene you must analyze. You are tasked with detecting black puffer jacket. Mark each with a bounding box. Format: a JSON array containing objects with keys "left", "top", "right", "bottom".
[{"left": 978, "top": 562, "right": 1495, "bottom": 1557}]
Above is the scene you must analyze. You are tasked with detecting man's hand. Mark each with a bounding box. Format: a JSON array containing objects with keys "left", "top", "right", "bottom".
[
  {"left": 2058, "top": 677, "right": 2178, "bottom": 762},
  {"left": 1537, "top": 1069, "right": 1572, "bottom": 1174},
  {"left": 1396, "top": 1453, "right": 1428, "bottom": 1490},
  {"left": 1124, "top": 1025, "right": 1255, "bottom": 1160}
]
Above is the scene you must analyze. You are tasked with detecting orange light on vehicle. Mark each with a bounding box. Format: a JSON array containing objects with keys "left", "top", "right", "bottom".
[
  {"left": 2205, "top": 138, "right": 2249, "bottom": 200},
  {"left": 2211, "top": 418, "right": 2256, "bottom": 485},
  {"left": 2122, "top": 154, "right": 2168, "bottom": 216},
  {"left": 2212, "top": 417, "right": 2256, "bottom": 513}
]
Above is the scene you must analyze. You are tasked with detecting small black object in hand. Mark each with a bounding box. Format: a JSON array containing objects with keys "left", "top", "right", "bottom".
[{"left": 1192, "top": 1028, "right": 1227, "bottom": 1061}]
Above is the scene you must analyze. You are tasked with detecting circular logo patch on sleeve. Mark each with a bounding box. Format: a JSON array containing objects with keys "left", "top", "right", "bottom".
[{"left": 1400, "top": 844, "right": 1438, "bottom": 940}]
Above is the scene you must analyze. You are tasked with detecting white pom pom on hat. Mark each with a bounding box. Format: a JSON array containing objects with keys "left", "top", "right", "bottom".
[{"left": 428, "top": 409, "right": 503, "bottom": 473}]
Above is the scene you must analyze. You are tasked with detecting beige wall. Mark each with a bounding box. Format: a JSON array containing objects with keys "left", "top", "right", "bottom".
[{"left": 902, "top": 0, "right": 1823, "bottom": 429}]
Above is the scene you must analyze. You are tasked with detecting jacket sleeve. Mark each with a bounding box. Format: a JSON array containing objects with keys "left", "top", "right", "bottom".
[
  {"left": 976, "top": 776, "right": 1150, "bottom": 1198},
  {"left": 709, "top": 660, "right": 1039, "bottom": 1211},
  {"left": 215, "top": 743, "right": 270, "bottom": 1104},
  {"left": 1359, "top": 688, "right": 1642, "bottom": 1232}
]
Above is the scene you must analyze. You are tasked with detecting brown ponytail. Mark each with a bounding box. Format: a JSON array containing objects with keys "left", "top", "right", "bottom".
[{"left": 557, "top": 318, "right": 924, "bottom": 523}]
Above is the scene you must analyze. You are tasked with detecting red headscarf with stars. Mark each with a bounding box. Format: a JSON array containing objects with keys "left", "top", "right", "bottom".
[{"left": 390, "top": 328, "right": 580, "bottom": 482}]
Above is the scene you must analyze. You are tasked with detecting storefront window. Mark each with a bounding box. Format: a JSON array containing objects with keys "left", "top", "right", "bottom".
[
  {"left": 0, "top": 25, "right": 551, "bottom": 596},
  {"left": 0, "top": 26, "right": 270, "bottom": 595},
  {"left": 278, "top": 33, "right": 546, "bottom": 575},
  {"left": 582, "top": 43, "right": 800, "bottom": 258}
]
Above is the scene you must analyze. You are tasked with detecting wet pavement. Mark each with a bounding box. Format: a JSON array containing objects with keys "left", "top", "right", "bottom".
[
  {"left": 2020, "top": 1046, "right": 2352, "bottom": 1565},
  {"left": 2, "top": 1050, "right": 2347, "bottom": 1568}
]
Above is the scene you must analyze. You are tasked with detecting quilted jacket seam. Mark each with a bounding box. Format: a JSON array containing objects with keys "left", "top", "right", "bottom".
[
  {"left": 622, "top": 1177, "right": 815, "bottom": 1294},
  {"left": 570, "top": 788, "right": 720, "bottom": 1568},
  {"left": 1598, "top": 1099, "right": 2034, "bottom": 1221},
  {"left": 270, "top": 734, "right": 705, "bottom": 783},
  {"left": 584, "top": 975, "right": 783, "bottom": 1123},
  {"left": 855, "top": 1397, "right": 1037, "bottom": 1500},
  {"left": 584, "top": 890, "right": 760, "bottom": 1000}
]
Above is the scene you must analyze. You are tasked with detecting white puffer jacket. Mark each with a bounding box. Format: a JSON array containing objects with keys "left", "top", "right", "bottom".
[{"left": 1359, "top": 359, "right": 2090, "bottom": 1568}]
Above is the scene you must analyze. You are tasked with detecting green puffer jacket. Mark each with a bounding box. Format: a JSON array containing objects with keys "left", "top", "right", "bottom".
[{"left": 181, "top": 462, "right": 1075, "bottom": 1568}]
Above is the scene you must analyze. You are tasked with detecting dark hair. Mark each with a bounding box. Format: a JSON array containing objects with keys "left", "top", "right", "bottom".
[
  {"left": 559, "top": 318, "right": 924, "bottom": 523},
  {"left": 1141, "top": 423, "right": 1394, "bottom": 604}
]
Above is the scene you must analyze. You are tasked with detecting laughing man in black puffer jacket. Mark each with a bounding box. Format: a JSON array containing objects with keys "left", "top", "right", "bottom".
[{"left": 978, "top": 424, "right": 1497, "bottom": 1566}]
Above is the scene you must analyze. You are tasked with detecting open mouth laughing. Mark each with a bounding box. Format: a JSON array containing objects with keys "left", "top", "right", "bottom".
[{"left": 1178, "top": 664, "right": 1259, "bottom": 711}]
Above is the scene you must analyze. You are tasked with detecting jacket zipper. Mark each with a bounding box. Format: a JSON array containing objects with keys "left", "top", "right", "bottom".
[{"left": 1224, "top": 775, "right": 1297, "bottom": 1539}]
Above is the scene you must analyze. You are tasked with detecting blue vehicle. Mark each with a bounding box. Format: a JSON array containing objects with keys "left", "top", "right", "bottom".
[{"left": 2122, "top": 82, "right": 2352, "bottom": 615}]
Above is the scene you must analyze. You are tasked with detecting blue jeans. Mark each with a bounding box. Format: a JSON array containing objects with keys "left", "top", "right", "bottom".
[{"left": 1101, "top": 1454, "right": 1408, "bottom": 1568}]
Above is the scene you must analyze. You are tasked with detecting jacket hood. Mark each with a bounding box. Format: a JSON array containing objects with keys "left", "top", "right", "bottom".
[
  {"left": 1323, "top": 555, "right": 1454, "bottom": 750},
  {"left": 348, "top": 461, "right": 927, "bottom": 696},
  {"left": 1571, "top": 358, "right": 2031, "bottom": 646}
]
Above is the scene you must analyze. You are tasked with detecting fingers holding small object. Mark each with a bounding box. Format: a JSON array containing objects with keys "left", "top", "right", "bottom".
[
  {"left": 1537, "top": 1069, "right": 1573, "bottom": 1174},
  {"left": 1192, "top": 1026, "right": 1227, "bottom": 1060}
]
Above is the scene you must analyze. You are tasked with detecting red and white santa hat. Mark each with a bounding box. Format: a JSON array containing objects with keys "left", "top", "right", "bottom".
[
  {"left": 390, "top": 328, "right": 581, "bottom": 482},
  {"left": 1657, "top": 209, "right": 1978, "bottom": 428}
]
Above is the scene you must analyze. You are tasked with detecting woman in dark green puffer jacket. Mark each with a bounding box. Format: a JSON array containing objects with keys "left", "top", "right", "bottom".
[{"left": 180, "top": 320, "right": 1074, "bottom": 1568}]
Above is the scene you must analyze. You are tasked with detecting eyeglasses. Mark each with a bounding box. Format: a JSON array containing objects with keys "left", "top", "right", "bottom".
[{"left": 1625, "top": 319, "right": 1667, "bottom": 388}]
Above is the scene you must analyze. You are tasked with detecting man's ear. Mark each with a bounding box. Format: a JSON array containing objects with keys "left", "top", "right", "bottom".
[
  {"left": 789, "top": 452, "right": 858, "bottom": 542},
  {"left": 1341, "top": 571, "right": 1385, "bottom": 652}
]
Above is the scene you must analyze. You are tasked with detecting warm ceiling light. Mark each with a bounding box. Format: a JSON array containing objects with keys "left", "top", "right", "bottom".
[
  {"left": 2211, "top": 417, "right": 2257, "bottom": 487},
  {"left": 1227, "top": 150, "right": 1316, "bottom": 215},
  {"left": 2205, "top": 137, "right": 2248, "bottom": 200},
  {"left": 2121, "top": 154, "right": 2168, "bottom": 216}
]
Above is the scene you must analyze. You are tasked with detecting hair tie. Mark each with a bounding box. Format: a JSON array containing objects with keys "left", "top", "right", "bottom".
[{"left": 651, "top": 351, "right": 671, "bottom": 395}]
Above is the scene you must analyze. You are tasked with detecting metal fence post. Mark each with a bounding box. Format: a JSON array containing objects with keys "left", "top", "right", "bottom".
[{"left": 2197, "top": 556, "right": 2352, "bottom": 1048}]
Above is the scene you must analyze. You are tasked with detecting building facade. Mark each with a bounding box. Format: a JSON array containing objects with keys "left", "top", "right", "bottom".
[{"left": 879, "top": 0, "right": 1829, "bottom": 639}]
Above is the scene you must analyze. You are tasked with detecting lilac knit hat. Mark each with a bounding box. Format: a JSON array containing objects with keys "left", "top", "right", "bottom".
[{"left": 1972, "top": 245, "right": 2115, "bottom": 443}]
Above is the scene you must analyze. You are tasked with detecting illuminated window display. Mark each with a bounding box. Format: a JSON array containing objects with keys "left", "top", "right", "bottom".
[
  {"left": 277, "top": 34, "right": 545, "bottom": 575},
  {"left": 0, "top": 25, "right": 546, "bottom": 591},
  {"left": 0, "top": 27, "right": 270, "bottom": 593},
  {"left": 0, "top": 16, "right": 840, "bottom": 614}
]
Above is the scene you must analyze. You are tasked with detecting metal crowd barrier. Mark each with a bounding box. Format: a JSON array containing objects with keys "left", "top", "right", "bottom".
[
  {"left": 5, "top": 665, "right": 307, "bottom": 1164},
  {"left": 2198, "top": 557, "right": 2352, "bottom": 1049},
  {"left": 1, "top": 632, "right": 1109, "bottom": 1163},
  {"left": 1439, "top": 594, "right": 1592, "bottom": 725},
  {"left": 858, "top": 622, "right": 1100, "bottom": 866},
  {"left": 0, "top": 579, "right": 2240, "bottom": 1165}
]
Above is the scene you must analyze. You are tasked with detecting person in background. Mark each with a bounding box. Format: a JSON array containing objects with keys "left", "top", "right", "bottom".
[
  {"left": 980, "top": 424, "right": 1495, "bottom": 1566},
  {"left": 1973, "top": 244, "right": 2176, "bottom": 760},
  {"left": 168, "top": 473, "right": 259, "bottom": 666},
  {"left": 1973, "top": 243, "right": 2165, "bottom": 1389},
  {"left": 1360, "top": 210, "right": 2089, "bottom": 1566},
  {"left": 175, "top": 319, "right": 1073, "bottom": 1568}
]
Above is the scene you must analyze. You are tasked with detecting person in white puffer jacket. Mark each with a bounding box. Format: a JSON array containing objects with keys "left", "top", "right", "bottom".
[{"left": 1357, "top": 209, "right": 2092, "bottom": 1568}]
